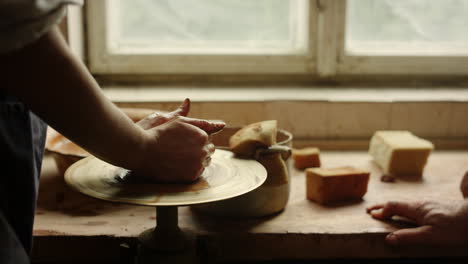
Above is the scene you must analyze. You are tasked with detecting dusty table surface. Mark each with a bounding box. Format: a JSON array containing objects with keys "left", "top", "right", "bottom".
[{"left": 33, "top": 151, "right": 468, "bottom": 263}]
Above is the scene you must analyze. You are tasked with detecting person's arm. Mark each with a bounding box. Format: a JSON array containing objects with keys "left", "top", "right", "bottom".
[
  {"left": 0, "top": 26, "right": 224, "bottom": 182},
  {"left": 0, "top": 26, "right": 146, "bottom": 169}
]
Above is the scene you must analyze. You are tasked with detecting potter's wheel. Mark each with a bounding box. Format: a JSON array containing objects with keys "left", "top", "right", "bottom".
[
  {"left": 65, "top": 149, "right": 267, "bottom": 256},
  {"left": 65, "top": 149, "right": 266, "bottom": 206}
]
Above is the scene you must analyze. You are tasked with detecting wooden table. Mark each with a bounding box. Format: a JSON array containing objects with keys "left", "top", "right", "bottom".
[{"left": 32, "top": 151, "right": 468, "bottom": 263}]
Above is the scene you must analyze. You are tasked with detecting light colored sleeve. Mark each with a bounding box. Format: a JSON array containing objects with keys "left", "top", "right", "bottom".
[{"left": 0, "top": 0, "right": 83, "bottom": 54}]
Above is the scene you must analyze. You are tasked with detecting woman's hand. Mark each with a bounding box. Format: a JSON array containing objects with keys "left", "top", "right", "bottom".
[
  {"left": 131, "top": 99, "right": 224, "bottom": 183},
  {"left": 367, "top": 200, "right": 468, "bottom": 246},
  {"left": 136, "top": 99, "right": 190, "bottom": 130}
]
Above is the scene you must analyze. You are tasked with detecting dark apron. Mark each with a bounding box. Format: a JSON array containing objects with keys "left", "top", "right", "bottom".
[{"left": 0, "top": 91, "right": 47, "bottom": 263}]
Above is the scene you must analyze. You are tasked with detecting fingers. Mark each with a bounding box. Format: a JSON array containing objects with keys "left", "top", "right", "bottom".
[
  {"left": 174, "top": 98, "right": 190, "bottom": 117},
  {"left": 201, "top": 143, "right": 215, "bottom": 167},
  {"left": 386, "top": 226, "right": 436, "bottom": 246},
  {"left": 461, "top": 171, "right": 468, "bottom": 198},
  {"left": 205, "top": 143, "right": 215, "bottom": 154},
  {"left": 163, "top": 98, "right": 191, "bottom": 121},
  {"left": 368, "top": 202, "right": 438, "bottom": 246},
  {"left": 202, "top": 156, "right": 212, "bottom": 167},
  {"left": 136, "top": 99, "right": 191, "bottom": 130},
  {"left": 367, "top": 201, "right": 427, "bottom": 225},
  {"left": 137, "top": 99, "right": 226, "bottom": 137},
  {"left": 178, "top": 116, "right": 226, "bottom": 135}
]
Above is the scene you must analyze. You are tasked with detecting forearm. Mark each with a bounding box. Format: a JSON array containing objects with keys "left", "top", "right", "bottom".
[{"left": 0, "top": 26, "right": 145, "bottom": 169}]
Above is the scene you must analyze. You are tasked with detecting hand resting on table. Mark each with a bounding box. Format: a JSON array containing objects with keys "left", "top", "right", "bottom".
[{"left": 367, "top": 170, "right": 468, "bottom": 246}]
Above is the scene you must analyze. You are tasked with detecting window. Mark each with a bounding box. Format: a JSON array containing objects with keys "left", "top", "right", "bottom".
[
  {"left": 338, "top": 0, "right": 468, "bottom": 75},
  {"left": 346, "top": 0, "right": 468, "bottom": 56},
  {"left": 87, "top": 0, "right": 313, "bottom": 74},
  {"left": 87, "top": 0, "right": 468, "bottom": 77}
]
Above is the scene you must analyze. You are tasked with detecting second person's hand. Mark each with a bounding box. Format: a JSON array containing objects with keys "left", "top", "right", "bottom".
[{"left": 367, "top": 200, "right": 468, "bottom": 246}]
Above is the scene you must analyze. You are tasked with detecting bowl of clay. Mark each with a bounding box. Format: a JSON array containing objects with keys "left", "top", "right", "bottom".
[
  {"left": 45, "top": 108, "right": 156, "bottom": 175},
  {"left": 195, "top": 126, "right": 293, "bottom": 218}
]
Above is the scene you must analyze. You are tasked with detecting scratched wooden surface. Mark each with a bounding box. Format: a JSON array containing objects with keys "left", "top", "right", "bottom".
[{"left": 33, "top": 151, "right": 468, "bottom": 262}]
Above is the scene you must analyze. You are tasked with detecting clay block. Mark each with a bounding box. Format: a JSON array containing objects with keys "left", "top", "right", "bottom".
[{"left": 292, "top": 147, "right": 321, "bottom": 170}]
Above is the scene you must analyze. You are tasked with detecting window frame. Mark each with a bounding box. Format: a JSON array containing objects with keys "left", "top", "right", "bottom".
[
  {"left": 331, "top": 0, "right": 468, "bottom": 76},
  {"left": 87, "top": 0, "right": 316, "bottom": 74},
  {"left": 86, "top": 0, "right": 468, "bottom": 78}
]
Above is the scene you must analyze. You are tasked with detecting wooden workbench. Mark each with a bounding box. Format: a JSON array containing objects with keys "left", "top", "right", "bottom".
[{"left": 32, "top": 151, "right": 468, "bottom": 263}]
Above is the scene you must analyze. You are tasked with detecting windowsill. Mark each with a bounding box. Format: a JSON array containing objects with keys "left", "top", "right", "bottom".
[
  {"left": 103, "top": 85, "right": 468, "bottom": 103},
  {"left": 103, "top": 85, "right": 468, "bottom": 149}
]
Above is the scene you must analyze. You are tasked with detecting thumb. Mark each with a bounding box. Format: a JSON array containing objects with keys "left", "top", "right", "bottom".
[
  {"left": 386, "top": 225, "right": 436, "bottom": 246},
  {"left": 173, "top": 98, "right": 190, "bottom": 117},
  {"left": 136, "top": 98, "right": 191, "bottom": 130},
  {"left": 164, "top": 98, "right": 190, "bottom": 120},
  {"left": 178, "top": 116, "right": 226, "bottom": 135}
]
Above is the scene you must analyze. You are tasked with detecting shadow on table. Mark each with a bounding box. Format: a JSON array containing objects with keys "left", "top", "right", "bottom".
[{"left": 189, "top": 207, "right": 282, "bottom": 233}]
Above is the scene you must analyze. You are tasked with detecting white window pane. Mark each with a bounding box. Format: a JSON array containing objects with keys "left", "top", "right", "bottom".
[
  {"left": 346, "top": 0, "right": 468, "bottom": 56},
  {"left": 111, "top": 0, "right": 307, "bottom": 54}
]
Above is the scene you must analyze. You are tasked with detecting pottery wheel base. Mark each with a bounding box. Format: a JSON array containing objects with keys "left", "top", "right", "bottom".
[
  {"left": 137, "top": 206, "right": 198, "bottom": 264},
  {"left": 138, "top": 206, "right": 191, "bottom": 251}
]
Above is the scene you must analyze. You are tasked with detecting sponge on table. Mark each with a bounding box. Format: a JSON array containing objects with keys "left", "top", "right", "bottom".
[
  {"left": 369, "top": 131, "right": 433, "bottom": 176},
  {"left": 306, "top": 167, "right": 370, "bottom": 204},
  {"left": 292, "top": 147, "right": 321, "bottom": 170},
  {"left": 229, "top": 120, "right": 277, "bottom": 158}
]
